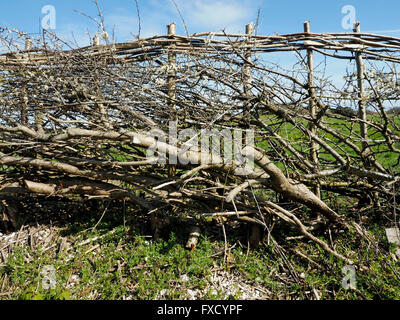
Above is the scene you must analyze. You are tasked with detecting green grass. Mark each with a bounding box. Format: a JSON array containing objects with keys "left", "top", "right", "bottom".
[
  {"left": 257, "top": 113, "right": 400, "bottom": 173},
  {"left": 1, "top": 202, "right": 399, "bottom": 300}
]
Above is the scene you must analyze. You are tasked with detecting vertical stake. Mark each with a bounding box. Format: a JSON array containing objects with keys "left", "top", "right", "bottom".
[
  {"left": 93, "top": 34, "right": 100, "bottom": 47},
  {"left": 304, "top": 21, "right": 320, "bottom": 199},
  {"left": 244, "top": 23, "right": 264, "bottom": 247},
  {"left": 20, "top": 38, "right": 32, "bottom": 126},
  {"left": 242, "top": 22, "right": 254, "bottom": 158},
  {"left": 167, "top": 22, "right": 177, "bottom": 177},
  {"left": 353, "top": 22, "right": 369, "bottom": 160},
  {"left": 243, "top": 22, "right": 254, "bottom": 128}
]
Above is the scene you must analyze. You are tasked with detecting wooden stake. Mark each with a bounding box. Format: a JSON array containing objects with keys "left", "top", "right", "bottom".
[
  {"left": 243, "top": 23, "right": 254, "bottom": 128},
  {"left": 167, "top": 22, "right": 177, "bottom": 114},
  {"left": 93, "top": 34, "right": 100, "bottom": 47},
  {"left": 241, "top": 23, "right": 254, "bottom": 168},
  {"left": 167, "top": 23, "right": 177, "bottom": 177},
  {"left": 304, "top": 21, "right": 320, "bottom": 199},
  {"left": 354, "top": 22, "right": 370, "bottom": 159},
  {"left": 243, "top": 25, "right": 264, "bottom": 247},
  {"left": 19, "top": 39, "right": 32, "bottom": 126},
  {"left": 32, "top": 36, "right": 44, "bottom": 135}
]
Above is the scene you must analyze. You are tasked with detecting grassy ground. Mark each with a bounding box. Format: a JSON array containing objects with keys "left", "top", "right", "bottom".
[{"left": 1, "top": 199, "right": 399, "bottom": 300}]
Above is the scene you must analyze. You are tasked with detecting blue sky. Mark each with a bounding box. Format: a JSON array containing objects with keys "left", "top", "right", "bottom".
[{"left": 1, "top": 0, "right": 400, "bottom": 46}]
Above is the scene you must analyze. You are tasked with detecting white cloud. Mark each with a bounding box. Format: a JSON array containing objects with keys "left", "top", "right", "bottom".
[
  {"left": 172, "top": 0, "right": 260, "bottom": 33},
  {"left": 127, "top": 0, "right": 260, "bottom": 36},
  {"left": 52, "top": 0, "right": 262, "bottom": 45},
  {"left": 188, "top": 0, "right": 252, "bottom": 30}
]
